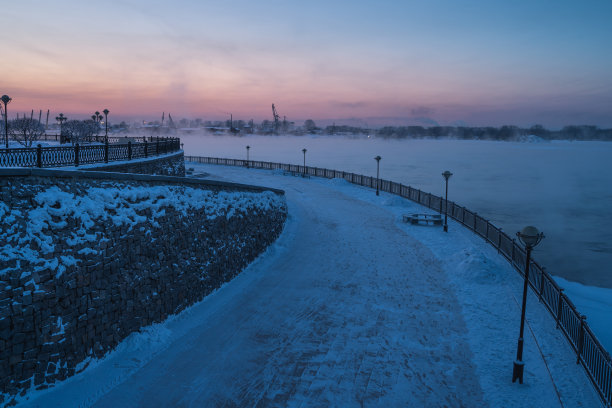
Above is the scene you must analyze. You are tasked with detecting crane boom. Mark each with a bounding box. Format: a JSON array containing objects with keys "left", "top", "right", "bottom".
[{"left": 272, "top": 104, "right": 281, "bottom": 134}]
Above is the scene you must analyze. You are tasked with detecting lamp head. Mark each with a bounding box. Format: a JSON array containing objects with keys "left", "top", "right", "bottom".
[
  {"left": 517, "top": 226, "right": 544, "bottom": 248},
  {"left": 442, "top": 170, "right": 453, "bottom": 180},
  {"left": 1, "top": 95, "right": 11, "bottom": 105},
  {"left": 103, "top": 109, "right": 109, "bottom": 115},
  {"left": 374, "top": 155, "right": 381, "bottom": 162},
  {"left": 302, "top": 148, "right": 307, "bottom": 153}
]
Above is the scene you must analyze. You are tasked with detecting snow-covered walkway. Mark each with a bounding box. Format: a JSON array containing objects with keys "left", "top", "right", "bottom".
[{"left": 22, "top": 164, "right": 601, "bottom": 408}]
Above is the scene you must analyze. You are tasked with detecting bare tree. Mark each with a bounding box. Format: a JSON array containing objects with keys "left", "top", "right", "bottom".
[
  {"left": 304, "top": 119, "right": 317, "bottom": 132},
  {"left": 9, "top": 117, "right": 45, "bottom": 147},
  {"left": 62, "top": 120, "right": 99, "bottom": 145}
]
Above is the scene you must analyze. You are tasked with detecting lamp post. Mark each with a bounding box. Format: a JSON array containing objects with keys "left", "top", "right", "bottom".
[
  {"left": 442, "top": 171, "right": 453, "bottom": 232},
  {"left": 246, "top": 145, "right": 250, "bottom": 168},
  {"left": 374, "top": 155, "right": 381, "bottom": 196},
  {"left": 1, "top": 95, "right": 11, "bottom": 149},
  {"left": 103, "top": 109, "right": 109, "bottom": 143},
  {"left": 512, "top": 226, "right": 545, "bottom": 384},
  {"left": 56, "top": 113, "right": 67, "bottom": 144},
  {"left": 302, "top": 148, "right": 307, "bottom": 175}
]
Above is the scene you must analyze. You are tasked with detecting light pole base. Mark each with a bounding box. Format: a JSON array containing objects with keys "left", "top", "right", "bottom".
[
  {"left": 512, "top": 360, "right": 524, "bottom": 384},
  {"left": 443, "top": 224, "right": 448, "bottom": 232}
]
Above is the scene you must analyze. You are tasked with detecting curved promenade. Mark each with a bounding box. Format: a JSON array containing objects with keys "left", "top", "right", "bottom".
[{"left": 24, "top": 164, "right": 599, "bottom": 407}]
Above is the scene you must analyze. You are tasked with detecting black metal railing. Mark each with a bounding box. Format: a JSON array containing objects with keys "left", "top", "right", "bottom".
[
  {"left": 185, "top": 155, "right": 612, "bottom": 406},
  {"left": 0, "top": 138, "right": 181, "bottom": 168}
]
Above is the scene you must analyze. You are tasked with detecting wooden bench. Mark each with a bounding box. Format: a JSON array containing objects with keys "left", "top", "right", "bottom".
[{"left": 402, "top": 213, "right": 442, "bottom": 226}]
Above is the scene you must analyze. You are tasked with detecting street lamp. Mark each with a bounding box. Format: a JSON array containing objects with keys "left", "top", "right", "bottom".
[
  {"left": 442, "top": 171, "right": 453, "bottom": 232},
  {"left": 1, "top": 95, "right": 12, "bottom": 149},
  {"left": 56, "top": 113, "right": 67, "bottom": 144},
  {"left": 374, "top": 155, "right": 381, "bottom": 196},
  {"left": 512, "top": 226, "right": 545, "bottom": 385},
  {"left": 246, "top": 145, "right": 250, "bottom": 168},
  {"left": 103, "top": 109, "right": 109, "bottom": 143},
  {"left": 302, "top": 148, "right": 307, "bottom": 176}
]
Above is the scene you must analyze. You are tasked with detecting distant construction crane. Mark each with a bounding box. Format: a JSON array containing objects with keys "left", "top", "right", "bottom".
[
  {"left": 168, "top": 113, "right": 176, "bottom": 129},
  {"left": 272, "top": 104, "right": 280, "bottom": 134}
]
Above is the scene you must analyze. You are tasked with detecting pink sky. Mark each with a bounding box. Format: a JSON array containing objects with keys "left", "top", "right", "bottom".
[{"left": 2, "top": 1, "right": 611, "bottom": 127}]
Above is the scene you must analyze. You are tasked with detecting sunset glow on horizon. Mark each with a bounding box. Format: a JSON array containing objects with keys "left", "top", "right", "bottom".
[{"left": 2, "top": 0, "right": 612, "bottom": 127}]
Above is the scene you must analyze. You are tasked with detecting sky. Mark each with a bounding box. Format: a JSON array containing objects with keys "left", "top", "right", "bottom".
[{"left": 2, "top": 0, "right": 612, "bottom": 127}]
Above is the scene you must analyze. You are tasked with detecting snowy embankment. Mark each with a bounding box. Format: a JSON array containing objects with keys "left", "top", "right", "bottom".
[
  {"left": 18, "top": 164, "right": 602, "bottom": 408},
  {"left": 0, "top": 183, "right": 282, "bottom": 279}
]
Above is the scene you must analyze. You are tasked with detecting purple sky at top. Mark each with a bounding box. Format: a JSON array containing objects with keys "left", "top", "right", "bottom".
[{"left": 2, "top": 0, "right": 611, "bottom": 128}]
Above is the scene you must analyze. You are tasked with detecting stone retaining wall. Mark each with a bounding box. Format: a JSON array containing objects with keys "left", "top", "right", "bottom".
[{"left": 0, "top": 170, "right": 286, "bottom": 404}]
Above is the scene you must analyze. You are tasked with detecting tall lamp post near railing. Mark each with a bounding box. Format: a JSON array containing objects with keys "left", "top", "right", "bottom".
[
  {"left": 56, "top": 113, "right": 67, "bottom": 144},
  {"left": 302, "top": 148, "right": 307, "bottom": 175},
  {"left": 442, "top": 171, "right": 453, "bottom": 232},
  {"left": 246, "top": 145, "right": 250, "bottom": 168},
  {"left": 1, "top": 95, "right": 12, "bottom": 149},
  {"left": 374, "top": 155, "right": 381, "bottom": 196},
  {"left": 512, "top": 226, "right": 545, "bottom": 384},
  {"left": 103, "top": 109, "right": 109, "bottom": 143}
]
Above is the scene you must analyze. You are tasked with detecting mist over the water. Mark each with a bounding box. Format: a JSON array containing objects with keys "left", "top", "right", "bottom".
[{"left": 181, "top": 134, "right": 612, "bottom": 290}]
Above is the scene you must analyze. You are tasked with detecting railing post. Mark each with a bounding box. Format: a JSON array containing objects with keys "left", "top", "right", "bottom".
[
  {"left": 497, "top": 228, "right": 502, "bottom": 252},
  {"left": 144, "top": 140, "right": 148, "bottom": 158},
  {"left": 539, "top": 267, "right": 546, "bottom": 302},
  {"left": 485, "top": 220, "right": 490, "bottom": 241},
  {"left": 577, "top": 315, "right": 586, "bottom": 364},
  {"left": 156, "top": 139, "right": 159, "bottom": 155},
  {"left": 473, "top": 213, "right": 478, "bottom": 232},
  {"left": 75, "top": 143, "right": 80, "bottom": 167},
  {"left": 36, "top": 144, "right": 42, "bottom": 168},
  {"left": 128, "top": 141, "right": 132, "bottom": 160},
  {"left": 104, "top": 140, "right": 109, "bottom": 163},
  {"left": 556, "top": 289, "right": 564, "bottom": 329},
  {"left": 462, "top": 206, "right": 465, "bottom": 224}
]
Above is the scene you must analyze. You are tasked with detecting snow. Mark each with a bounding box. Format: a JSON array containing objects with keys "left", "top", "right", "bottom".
[
  {"left": 16, "top": 164, "right": 602, "bottom": 407},
  {"left": 553, "top": 276, "right": 612, "bottom": 353},
  {"left": 0, "top": 182, "right": 284, "bottom": 278}
]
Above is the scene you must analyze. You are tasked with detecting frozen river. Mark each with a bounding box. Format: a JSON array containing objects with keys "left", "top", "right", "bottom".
[{"left": 182, "top": 134, "right": 612, "bottom": 291}]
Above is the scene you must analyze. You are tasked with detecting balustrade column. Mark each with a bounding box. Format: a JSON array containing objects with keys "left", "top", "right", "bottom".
[{"left": 36, "top": 144, "right": 42, "bottom": 168}]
